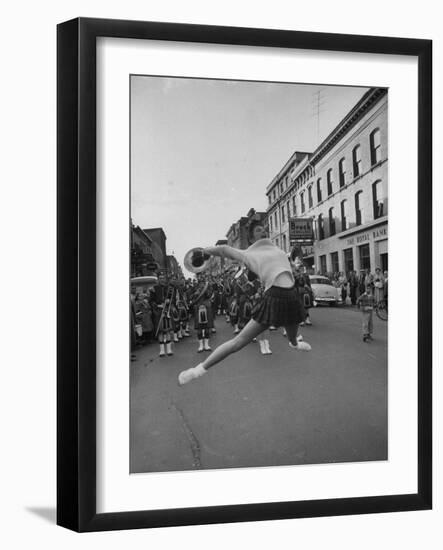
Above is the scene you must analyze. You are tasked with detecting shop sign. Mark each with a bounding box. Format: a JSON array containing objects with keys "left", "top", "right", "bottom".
[
  {"left": 289, "top": 217, "right": 314, "bottom": 241},
  {"left": 346, "top": 226, "right": 387, "bottom": 246}
]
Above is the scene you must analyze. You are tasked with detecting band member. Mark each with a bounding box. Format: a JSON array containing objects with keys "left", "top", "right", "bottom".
[
  {"left": 291, "top": 257, "right": 313, "bottom": 326},
  {"left": 192, "top": 279, "right": 214, "bottom": 352},
  {"left": 179, "top": 222, "right": 311, "bottom": 385},
  {"left": 228, "top": 281, "right": 241, "bottom": 334},
  {"left": 151, "top": 274, "right": 174, "bottom": 357}
]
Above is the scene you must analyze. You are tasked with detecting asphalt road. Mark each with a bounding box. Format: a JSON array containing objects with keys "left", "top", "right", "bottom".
[{"left": 130, "top": 306, "right": 387, "bottom": 473}]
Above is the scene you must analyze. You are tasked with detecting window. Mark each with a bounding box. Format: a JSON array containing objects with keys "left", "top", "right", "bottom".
[
  {"left": 330, "top": 251, "right": 339, "bottom": 274},
  {"left": 372, "top": 180, "right": 384, "bottom": 219},
  {"left": 301, "top": 191, "right": 305, "bottom": 213},
  {"left": 280, "top": 182, "right": 284, "bottom": 194},
  {"left": 317, "top": 178, "right": 322, "bottom": 203},
  {"left": 329, "top": 207, "right": 336, "bottom": 236},
  {"left": 359, "top": 243, "right": 371, "bottom": 271},
  {"left": 355, "top": 190, "right": 363, "bottom": 226},
  {"left": 281, "top": 206, "right": 285, "bottom": 223},
  {"left": 339, "top": 158, "right": 346, "bottom": 187},
  {"left": 308, "top": 185, "right": 313, "bottom": 208},
  {"left": 274, "top": 212, "right": 278, "bottom": 228},
  {"left": 269, "top": 216, "right": 273, "bottom": 232},
  {"left": 319, "top": 254, "right": 327, "bottom": 274},
  {"left": 292, "top": 195, "right": 297, "bottom": 217},
  {"left": 343, "top": 248, "right": 354, "bottom": 273},
  {"left": 327, "top": 169, "right": 333, "bottom": 196},
  {"left": 287, "top": 201, "right": 291, "bottom": 220},
  {"left": 273, "top": 190, "right": 276, "bottom": 201},
  {"left": 341, "top": 199, "right": 347, "bottom": 231},
  {"left": 276, "top": 237, "right": 280, "bottom": 248},
  {"left": 370, "top": 128, "right": 381, "bottom": 165},
  {"left": 318, "top": 214, "right": 325, "bottom": 240},
  {"left": 268, "top": 195, "right": 271, "bottom": 205},
  {"left": 282, "top": 234, "right": 287, "bottom": 252},
  {"left": 352, "top": 145, "right": 362, "bottom": 177}
]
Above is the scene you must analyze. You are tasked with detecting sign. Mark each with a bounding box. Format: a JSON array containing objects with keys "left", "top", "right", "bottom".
[
  {"left": 289, "top": 217, "right": 314, "bottom": 242},
  {"left": 345, "top": 226, "right": 387, "bottom": 246}
]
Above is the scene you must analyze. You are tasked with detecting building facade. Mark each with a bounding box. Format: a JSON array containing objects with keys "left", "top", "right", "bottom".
[{"left": 266, "top": 88, "right": 388, "bottom": 275}]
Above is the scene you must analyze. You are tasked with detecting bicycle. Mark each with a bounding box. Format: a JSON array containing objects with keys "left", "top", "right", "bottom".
[{"left": 375, "top": 299, "right": 388, "bottom": 321}]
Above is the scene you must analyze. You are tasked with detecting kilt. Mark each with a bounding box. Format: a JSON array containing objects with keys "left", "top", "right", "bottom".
[
  {"left": 252, "top": 285, "right": 304, "bottom": 327},
  {"left": 193, "top": 300, "right": 214, "bottom": 330}
]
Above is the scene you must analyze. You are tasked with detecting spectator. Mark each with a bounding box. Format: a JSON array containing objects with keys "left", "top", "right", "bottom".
[
  {"left": 373, "top": 267, "right": 385, "bottom": 303},
  {"left": 357, "top": 285, "right": 376, "bottom": 343},
  {"left": 348, "top": 270, "right": 359, "bottom": 305}
]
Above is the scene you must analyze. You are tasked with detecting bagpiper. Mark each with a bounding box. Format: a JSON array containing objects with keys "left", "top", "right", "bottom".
[
  {"left": 192, "top": 278, "right": 214, "bottom": 352},
  {"left": 151, "top": 273, "right": 174, "bottom": 357}
]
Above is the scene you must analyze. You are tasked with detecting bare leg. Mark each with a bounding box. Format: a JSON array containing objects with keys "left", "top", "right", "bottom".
[
  {"left": 202, "top": 319, "right": 267, "bottom": 370},
  {"left": 178, "top": 319, "right": 267, "bottom": 385}
]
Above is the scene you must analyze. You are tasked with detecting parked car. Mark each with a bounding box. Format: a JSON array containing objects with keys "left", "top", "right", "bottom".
[{"left": 309, "top": 275, "right": 343, "bottom": 306}]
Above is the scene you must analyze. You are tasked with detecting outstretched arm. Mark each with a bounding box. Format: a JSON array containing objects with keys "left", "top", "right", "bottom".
[{"left": 203, "top": 245, "right": 247, "bottom": 264}]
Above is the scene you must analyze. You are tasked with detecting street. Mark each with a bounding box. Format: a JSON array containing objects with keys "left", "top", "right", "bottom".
[{"left": 130, "top": 306, "right": 387, "bottom": 473}]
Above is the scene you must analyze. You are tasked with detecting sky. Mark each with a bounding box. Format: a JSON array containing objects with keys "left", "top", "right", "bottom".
[{"left": 131, "top": 76, "right": 369, "bottom": 276}]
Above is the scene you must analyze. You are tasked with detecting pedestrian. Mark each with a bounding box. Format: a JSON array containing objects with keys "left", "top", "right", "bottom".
[
  {"left": 357, "top": 285, "right": 376, "bottom": 342},
  {"left": 338, "top": 271, "right": 348, "bottom": 304},
  {"left": 373, "top": 267, "right": 385, "bottom": 303},
  {"left": 178, "top": 221, "right": 310, "bottom": 385},
  {"left": 383, "top": 270, "right": 389, "bottom": 308},
  {"left": 348, "top": 270, "right": 359, "bottom": 305}
]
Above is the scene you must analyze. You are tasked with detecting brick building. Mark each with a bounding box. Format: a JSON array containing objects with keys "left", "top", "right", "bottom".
[{"left": 266, "top": 88, "right": 388, "bottom": 275}]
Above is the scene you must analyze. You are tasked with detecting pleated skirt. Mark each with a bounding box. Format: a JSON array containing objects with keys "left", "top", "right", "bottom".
[{"left": 252, "top": 285, "right": 305, "bottom": 327}]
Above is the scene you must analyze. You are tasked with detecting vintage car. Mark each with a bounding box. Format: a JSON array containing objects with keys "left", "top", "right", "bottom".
[
  {"left": 131, "top": 275, "right": 158, "bottom": 294},
  {"left": 309, "top": 275, "right": 343, "bottom": 306}
]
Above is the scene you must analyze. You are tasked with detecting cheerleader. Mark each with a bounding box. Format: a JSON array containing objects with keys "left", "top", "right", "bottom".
[{"left": 179, "top": 222, "right": 311, "bottom": 385}]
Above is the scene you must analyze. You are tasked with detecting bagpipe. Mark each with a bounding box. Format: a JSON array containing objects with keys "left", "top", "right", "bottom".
[{"left": 154, "top": 284, "right": 175, "bottom": 337}]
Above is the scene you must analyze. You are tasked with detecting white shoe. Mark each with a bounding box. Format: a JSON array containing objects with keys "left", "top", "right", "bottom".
[
  {"left": 197, "top": 340, "right": 204, "bottom": 353},
  {"left": 289, "top": 341, "right": 311, "bottom": 351},
  {"left": 305, "top": 319, "right": 312, "bottom": 326},
  {"left": 259, "top": 340, "right": 267, "bottom": 355},
  {"left": 203, "top": 338, "right": 212, "bottom": 351},
  {"left": 282, "top": 328, "right": 287, "bottom": 337},
  {"left": 297, "top": 334, "right": 303, "bottom": 342},
  {"left": 234, "top": 325, "right": 240, "bottom": 334},
  {"left": 263, "top": 339, "right": 272, "bottom": 354},
  {"left": 178, "top": 364, "right": 207, "bottom": 386},
  {"left": 166, "top": 342, "right": 173, "bottom": 356},
  {"left": 173, "top": 334, "right": 179, "bottom": 343},
  {"left": 159, "top": 344, "right": 165, "bottom": 357}
]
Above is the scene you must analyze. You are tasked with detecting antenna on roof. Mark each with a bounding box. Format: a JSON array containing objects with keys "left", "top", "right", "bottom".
[{"left": 311, "top": 88, "right": 326, "bottom": 142}]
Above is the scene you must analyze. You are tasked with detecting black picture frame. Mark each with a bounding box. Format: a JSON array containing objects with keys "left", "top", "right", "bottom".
[{"left": 57, "top": 17, "right": 432, "bottom": 532}]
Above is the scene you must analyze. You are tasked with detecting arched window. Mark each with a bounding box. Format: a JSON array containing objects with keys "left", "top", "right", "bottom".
[
  {"left": 301, "top": 191, "right": 305, "bottom": 213},
  {"left": 287, "top": 200, "right": 291, "bottom": 220},
  {"left": 341, "top": 199, "right": 348, "bottom": 231},
  {"left": 352, "top": 145, "right": 362, "bottom": 177},
  {"left": 281, "top": 205, "right": 285, "bottom": 223},
  {"left": 329, "top": 207, "right": 336, "bottom": 236},
  {"left": 339, "top": 158, "right": 346, "bottom": 187},
  {"left": 317, "top": 178, "right": 322, "bottom": 203},
  {"left": 355, "top": 190, "right": 364, "bottom": 226},
  {"left": 318, "top": 214, "right": 325, "bottom": 240},
  {"left": 370, "top": 128, "right": 381, "bottom": 165},
  {"left": 308, "top": 185, "right": 313, "bottom": 209},
  {"left": 327, "top": 169, "right": 333, "bottom": 196},
  {"left": 372, "top": 180, "right": 384, "bottom": 219}
]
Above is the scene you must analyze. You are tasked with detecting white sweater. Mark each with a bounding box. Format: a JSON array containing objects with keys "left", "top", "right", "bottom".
[{"left": 210, "top": 239, "right": 294, "bottom": 291}]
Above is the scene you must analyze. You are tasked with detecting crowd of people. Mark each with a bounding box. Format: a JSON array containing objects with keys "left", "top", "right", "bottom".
[
  {"left": 324, "top": 268, "right": 388, "bottom": 306},
  {"left": 130, "top": 259, "right": 314, "bottom": 360}
]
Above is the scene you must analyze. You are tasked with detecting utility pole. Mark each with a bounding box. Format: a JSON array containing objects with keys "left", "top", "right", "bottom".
[{"left": 311, "top": 88, "right": 326, "bottom": 142}]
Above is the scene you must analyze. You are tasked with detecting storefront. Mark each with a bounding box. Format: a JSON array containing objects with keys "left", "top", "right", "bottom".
[{"left": 313, "top": 219, "right": 388, "bottom": 275}]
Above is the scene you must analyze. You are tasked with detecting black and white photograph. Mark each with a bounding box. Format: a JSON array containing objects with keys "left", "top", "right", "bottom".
[{"left": 129, "top": 76, "right": 388, "bottom": 474}]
